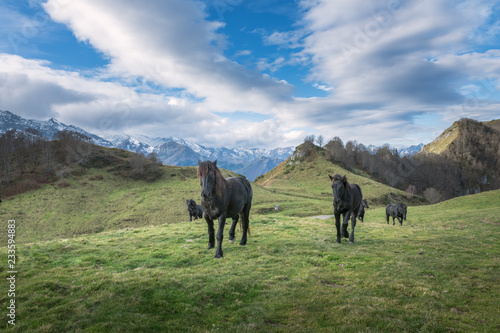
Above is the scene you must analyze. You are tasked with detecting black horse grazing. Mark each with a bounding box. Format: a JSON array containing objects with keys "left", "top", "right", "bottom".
[
  {"left": 386, "top": 202, "right": 407, "bottom": 226},
  {"left": 329, "top": 174, "right": 363, "bottom": 243},
  {"left": 186, "top": 199, "right": 203, "bottom": 221},
  {"left": 197, "top": 160, "right": 252, "bottom": 258},
  {"left": 357, "top": 199, "right": 369, "bottom": 222}
]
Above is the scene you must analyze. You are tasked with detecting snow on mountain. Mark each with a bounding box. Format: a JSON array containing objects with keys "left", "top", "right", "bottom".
[
  {"left": 398, "top": 143, "right": 424, "bottom": 156},
  {"left": 1, "top": 110, "right": 294, "bottom": 180},
  {"left": 0, "top": 110, "right": 112, "bottom": 147}
]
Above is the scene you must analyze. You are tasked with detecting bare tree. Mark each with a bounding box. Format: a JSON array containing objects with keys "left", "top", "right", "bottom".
[
  {"left": 40, "top": 139, "right": 54, "bottom": 174},
  {"left": 147, "top": 152, "right": 161, "bottom": 174},
  {"left": 130, "top": 152, "right": 146, "bottom": 176},
  {"left": 317, "top": 135, "right": 324, "bottom": 148},
  {"left": 304, "top": 134, "right": 315, "bottom": 144}
]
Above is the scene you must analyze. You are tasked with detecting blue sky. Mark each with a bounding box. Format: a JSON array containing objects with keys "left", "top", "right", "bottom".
[{"left": 0, "top": 0, "right": 499, "bottom": 149}]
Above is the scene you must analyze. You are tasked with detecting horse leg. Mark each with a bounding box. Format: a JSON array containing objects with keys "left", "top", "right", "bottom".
[
  {"left": 334, "top": 212, "right": 341, "bottom": 243},
  {"left": 240, "top": 204, "right": 251, "bottom": 246},
  {"left": 342, "top": 212, "right": 351, "bottom": 239},
  {"left": 349, "top": 213, "right": 357, "bottom": 243},
  {"left": 393, "top": 217, "right": 396, "bottom": 225},
  {"left": 214, "top": 214, "right": 227, "bottom": 258},
  {"left": 228, "top": 215, "right": 239, "bottom": 244},
  {"left": 205, "top": 216, "right": 215, "bottom": 250}
]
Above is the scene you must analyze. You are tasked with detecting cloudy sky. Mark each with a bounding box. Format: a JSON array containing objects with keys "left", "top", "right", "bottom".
[{"left": 1, "top": 0, "right": 499, "bottom": 149}]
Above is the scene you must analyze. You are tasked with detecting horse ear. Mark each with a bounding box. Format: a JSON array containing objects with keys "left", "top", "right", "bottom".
[
  {"left": 213, "top": 160, "right": 217, "bottom": 166},
  {"left": 329, "top": 175, "right": 334, "bottom": 181},
  {"left": 198, "top": 160, "right": 202, "bottom": 166}
]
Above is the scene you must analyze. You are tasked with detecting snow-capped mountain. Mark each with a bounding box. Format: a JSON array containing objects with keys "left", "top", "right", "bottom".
[
  {"left": 0, "top": 110, "right": 112, "bottom": 147},
  {"left": 0, "top": 110, "right": 294, "bottom": 180},
  {"left": 398, "top": 143, "right": 424, "bottom": 156},
  {"left": 105, "top": 133, "right": 294, "bottom": 180}
]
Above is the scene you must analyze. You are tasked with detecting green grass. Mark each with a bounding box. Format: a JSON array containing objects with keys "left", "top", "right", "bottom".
[
  {"left": 0, "top": 153, "right": 499, "bottom": 331},
  {"left": 256, "top": 152, "right": 416, "bottom": 202},
  {"left": 1, "top": 188, "right": 499, "bottom": 331}
]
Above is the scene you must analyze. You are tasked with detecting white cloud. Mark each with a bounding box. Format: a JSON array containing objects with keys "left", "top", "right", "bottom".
[
  {"left": 44, "top": 0, "right": 294, "bottom": 115},
  {"left": 287, "top": 0, "right": 500, "bottom": 144},
  {"left": 2, "top": 0, "right": 499, "bottom": 150}
]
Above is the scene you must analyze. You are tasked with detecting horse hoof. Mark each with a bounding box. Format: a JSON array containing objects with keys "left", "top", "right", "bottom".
[
  {"left": 349, "top": 241, "right": 354, "bottom": 244},
  {"left": 336, "top": 239, "right": 341, "bottom": 244},
  {"left": 207, "top": 244, "right": 215, "bottom": 250},
  {"left": 239, "top": 241, "right": 246, "bottom": 246},
  {"left": 229, "top": 239, "right": 235, "bottom": 244},
  {"left": 214, "top": 252, "right": 223, "bottom": 259}
]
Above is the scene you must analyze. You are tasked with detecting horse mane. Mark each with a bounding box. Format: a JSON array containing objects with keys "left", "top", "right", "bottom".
[
  {"left": 197, "top": 160, "right": 229, "bottom": 198},
  {"left": 331, "top": 173, "right": 351, "bottom": 191}
]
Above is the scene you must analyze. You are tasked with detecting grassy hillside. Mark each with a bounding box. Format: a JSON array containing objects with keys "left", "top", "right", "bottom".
[
  {"left": 0, "top": 165, "right": 201, "bottom": 243},
  {"left": 0, "top": 163, "right": 299, "bottom": 243},
  {"left": 255, "top": 148, "right": 419, "bottom": 212},
  {"left": 420, "top": 121, "right": 460, "bottom": 154},
  {"left": 1, "top": 190, "right": 498, "bottom": 331},
  {"left": 0, "top": 143, "right": 416, "bottom": 243},
  {"left": 1, "top": 143, "right": 499, "bottom": 331},
  {"left": 420, "top": 118, "right": 500, "bottom": 155}
]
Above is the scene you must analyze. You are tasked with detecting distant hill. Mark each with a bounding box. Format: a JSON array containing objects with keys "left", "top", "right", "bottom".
[
  {"left": 420, "top": 118, "right": 500, "bottom": 155},
  {"left": 255, "top": 143, "right": 421, "bottom": 208},
  {"left": 285, "top": 119, "right": 500, "bottom": 202},
  {"left": 0, "top": 110, "right": 293, "bottom": 180},
  {"left": 419, "top": 118, "right": 500, "bottom": 191}
]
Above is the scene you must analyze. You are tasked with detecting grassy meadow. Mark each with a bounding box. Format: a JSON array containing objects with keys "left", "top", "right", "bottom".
[{"left": 0, "top": 155, "right": 499, "bottom": 332}]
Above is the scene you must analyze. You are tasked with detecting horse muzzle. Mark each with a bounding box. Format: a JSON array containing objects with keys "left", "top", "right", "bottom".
[{"left": 201, "top": 191, "right": 213, "bottom": 201}]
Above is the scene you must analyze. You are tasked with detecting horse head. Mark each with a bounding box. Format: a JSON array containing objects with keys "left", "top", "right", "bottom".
[
  {"left": 187, "top": 199, "right": 197, "bottom": 211},
  {"left": 362, "top": 199, "right": 369, "bottom": 208},
  {"left": 329, "top": 174, "right": 350, "bottom": 205},
  {"left": 198, "top": 160, "right": 218, "bottom": 200},
  {"left": 397, "top": 203, "right": 407, "bottom": 220}
]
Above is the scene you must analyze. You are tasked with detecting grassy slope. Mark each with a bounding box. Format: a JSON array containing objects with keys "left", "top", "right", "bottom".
[
  {"left": 0, "top": 166, "right": 203, "bottom": 243},
  {"left": 420, "top": 119, "right": 500, "bottom": 155},
  {"left": 255, "top": 150, "right": 416, "bottom": 215},
  {"left": 0, "top": 150, "right": 407, "bottom": 243},
  {"left": 0, "top": 190, "right": 498, "bottom": 332},
  {"left": 420, "top": 122, "right": 460, "bottom": 154},
  {"left": 0, "top": 151, "right": 499, "bottom": 331}
]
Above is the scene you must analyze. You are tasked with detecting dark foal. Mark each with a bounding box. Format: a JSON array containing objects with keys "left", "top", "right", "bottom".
[{"left": 186, "top": 199, "right": 203, "bottom": 221}]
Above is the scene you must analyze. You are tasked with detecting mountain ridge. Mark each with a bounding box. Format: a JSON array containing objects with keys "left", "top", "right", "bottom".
[
  {"left": 420, "top": 118, "right": 500, "bottom": 155},
  {"left": 0, "top": 110, "right": 294, "bottom": 180}
]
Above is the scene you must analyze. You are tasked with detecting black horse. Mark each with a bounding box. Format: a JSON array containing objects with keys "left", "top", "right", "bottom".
[
  {"left": 186, "top": 199, "right": 203, "bottom": 221},
  {"left": 329, "top": 174, "right": 363, "bottom": 243},
  {"left": 198, "top": 160, "right": 252, "bottom": 258},
  {"left": 386, "top": 202, "right": 407, "bottom": 226},
  {"left": 357, "top": 199, "right": 369, "bottom": 222}
]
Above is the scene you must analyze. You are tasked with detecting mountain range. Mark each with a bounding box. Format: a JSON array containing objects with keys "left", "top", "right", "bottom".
[
  {"left": 0, "top": 110, "right": 293, "bottom": 181},
  {"left": 397, "top": 143, "right": 424, "bottom": 156}
]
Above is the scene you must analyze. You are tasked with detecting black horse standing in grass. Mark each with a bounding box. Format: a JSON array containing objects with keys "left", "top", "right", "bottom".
[
  {"left": 186, "top": 199, "right": 203, "bottom": 221},
  {"left": 357, "top": 199, "right": 369, "bottom": 222},
  {"left": 198, "top": 160, "right": 252, "bottom": 258},
  {"left": 329, "top": 174, "right": 363, "bottom": 243},
  {"left": 386, "top": 202, "right": 407, "bottom": 226}
]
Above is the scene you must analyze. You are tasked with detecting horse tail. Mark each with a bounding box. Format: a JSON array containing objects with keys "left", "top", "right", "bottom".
[{"left": 237, "top": 213, "right": 251, "bottom": 236}]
